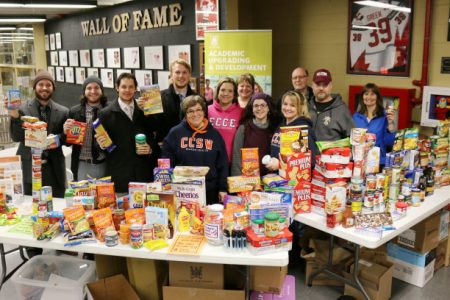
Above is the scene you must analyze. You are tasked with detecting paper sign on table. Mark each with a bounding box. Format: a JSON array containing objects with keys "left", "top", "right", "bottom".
[{"left": 168, "top": 234, "right": 205, "bottom": 255}]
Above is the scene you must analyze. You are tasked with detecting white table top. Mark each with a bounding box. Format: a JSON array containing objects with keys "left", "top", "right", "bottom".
[
  {"left": 0, "top": 198, "right": 288, "bottom": 267},
  {"left": 295, "top": 185, "right": 450, "bottom": 249}
]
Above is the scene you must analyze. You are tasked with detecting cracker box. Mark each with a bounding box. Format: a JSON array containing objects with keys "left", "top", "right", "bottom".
[
  {"left": 315, "top": 160, "right": 353, "bottom": 179},
  {"left": 279, "top": 152, "right": 311, "bottom": 182},
  {"left": 279, "top": 125, "right": 309, "bottom": 160},
  {"left": 66, "top": 121, "right": 87, "bottom": 145},
  {"left": 241, "top": 148, "right": 260, "bottom": 177},
  {"left": 325, "top": 183, "right": 347, "bottom": 212},
  {"left": 128, "top": 182, "right": 147, "bottom": 208},
  {"left": 25, "top": 128, "right": 47, "bottom": 148},
  {"left": 320, "top": 147, "right": 351, "bottom": 164},
  {"left": 227, "top": 176, "right": 261, "bottom": 193},
  {"left": 293, "top": 181, "right": 311, "bottom": 214}
]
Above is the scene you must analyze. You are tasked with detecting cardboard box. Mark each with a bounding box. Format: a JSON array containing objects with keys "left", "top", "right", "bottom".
[
  {"left": 168, "top": 261, "right": 224, "bottom": 289},
  {"left": 163, "top": 286, "right": 244, "bottom": 300},
  {"left": 386, "top": 242, "right": 436, "bottom": 267},
  {"left": 446, "top": 230, "right": 450, "bottom": 267},
  {"left": 250, "top": 275, "right": 296, "bottom": 300},
  {"left": 87, "top": 274, "right": 140, "bottom": 300},
  {"left": 387, "top": 257, "right": 435, "bottom": 288},
  {"left": 435, "top": 238, "right": 448, "bottom": 272},
  {"left": 394, "top": 211, "right": 440, "bottom": 253},
  {"left": 127, "top": 258, "right": 167, "bottom": 300},
  {"left": 250, "top": 266, "right": 288, "bottom": 294},
  {"left": 344, "top": 259, "right": 393, "bottom": 300},
  {"left": 95, "top": 254, "right": 128, "bottom": 279}
]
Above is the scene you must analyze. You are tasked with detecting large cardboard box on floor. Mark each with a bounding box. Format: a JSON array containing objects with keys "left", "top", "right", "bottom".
[
  {"left": 343, "top": 259, "right": 393, "bottom": 300},
  {"left": 250, "top": 266, "right": 288, "bottom": 294},
  {"left": 168, "top": 261, "right": 224, "bottom": 289},
  {"left": 127, "top": 257, "right": 168, "bottom": 300},
  {"left": 163, "top": 264, "right": 245, "bottom": 300},
  {"left": 86, "top": 274, "right": 140, "bottom": 300},
  {"left": 446, "top": 230, "right": 450, "bottom": 267},
  {"left": 439, "top": 209, "right": 449, "bottom": 241},
  {"left": 393, "top": 211, "right": 440, "bottom": 253},
  {"left": 250, "top": 275, "right": 296, "bottom": 300},
  {"left": 95, "top": 254, "right": 128, "bottom": 279},
  {"left": 301, "top": 239, "right": 353, "bottom": 287},
  {"left": 435, "top": 238, "right": 448, "bottom": 272}
]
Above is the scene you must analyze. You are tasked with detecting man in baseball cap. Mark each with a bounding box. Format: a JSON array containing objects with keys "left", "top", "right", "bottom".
[{"left": 309, "top": 68, "right": 354, "bottom": 141}]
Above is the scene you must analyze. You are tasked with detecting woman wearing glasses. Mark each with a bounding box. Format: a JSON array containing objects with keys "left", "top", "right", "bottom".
[
  {"left": 161, "top": 95, "right": 228, "bottom": 204},
  {"left": 231, "top": 93, "right": 278, "bottom": 176}
]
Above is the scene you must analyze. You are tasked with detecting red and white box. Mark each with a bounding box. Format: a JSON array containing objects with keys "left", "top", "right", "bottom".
[
  {"left": 293, "top": 181, "right": 311, "bottom": 214},
  {"left": 246, "top": 228, "right": 293, "bottom": 255},
  {"left": 315, "top": 161, "right": 353, "bottom": 179},
  {"left": 280, "top": 152, "right": 311, "bottom": 182},
  {"left": 319, "top": 147, "right": 351, "bottom": 164},
  {"left": 311, "top": 199, "right": 326, "bottom": 216}
]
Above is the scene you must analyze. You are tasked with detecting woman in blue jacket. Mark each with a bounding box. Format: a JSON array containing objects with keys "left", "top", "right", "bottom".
[{"left": 353, "top": 83, "right": 396, "bottom": 166}]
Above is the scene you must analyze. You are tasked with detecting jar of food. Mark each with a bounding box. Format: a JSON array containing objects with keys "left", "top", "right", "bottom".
[
  {"left": 204, "top": 204, "right": 224, "bottom": 245},
  {"left": 113, "top": 209, "right": 125, "bottom": 231},
  {"left": 264, "top": 212, "right": 280, "bottom": 237},
  {"left": 278, "top": 217, "right": 286, "bottom": 232},
  {"left": 395, "top": 201, "right": 408, "bottom": 218},
  {"left": 349, "top": 177, "right": 364, "bottom": 202},
  {"left": 411, "top": 188, "right": 421, "bottom": 207},
  {"left": 351, "top": 201, "right": 362, "bottom": 215},
  {"left": 251, "top": 219, "right": 264, "bottom": 235}
]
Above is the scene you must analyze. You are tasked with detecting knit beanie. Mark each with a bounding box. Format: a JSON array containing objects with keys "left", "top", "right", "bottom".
[
  {"left": 82, "top": 76, "right": 104, "bottom": 94},
  {"left": 250, "top": 92, "right": 273, "bottom": 107},
  {"left": 33, "top": 70, "right": 55, "bottom": 89}
]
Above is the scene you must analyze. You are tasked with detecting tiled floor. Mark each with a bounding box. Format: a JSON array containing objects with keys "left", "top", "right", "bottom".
[{"left": 0, "top": 245, "right": 449, "bottom": 299}]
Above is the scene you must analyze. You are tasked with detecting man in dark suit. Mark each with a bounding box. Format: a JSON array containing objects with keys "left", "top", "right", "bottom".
[
  {"left": 155, "top": 59, "right": 196, "bottom": 144},
  {"left": 96, "top": 73, "right": 158, "bottom": 193},
  {"left": 9, "top": 70, "right": 69, "bottom": 197}
]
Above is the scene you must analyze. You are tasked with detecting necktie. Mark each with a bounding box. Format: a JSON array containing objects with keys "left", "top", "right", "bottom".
[
  {"left": 92, "top": 107, "right": 99, "bottom": 121},
  {"left": 125, "top": 105, "right": 133, "bottom": 120},
  {"left": 39, "top": 106, "right": 49, "bottom": 123}
]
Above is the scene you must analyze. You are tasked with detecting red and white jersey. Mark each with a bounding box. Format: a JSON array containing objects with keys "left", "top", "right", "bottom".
[{"left": 350, "top": 3, "right": 409, "bottom": 72}]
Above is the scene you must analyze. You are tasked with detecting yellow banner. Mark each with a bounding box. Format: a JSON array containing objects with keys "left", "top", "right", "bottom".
[{"left": 205, "top": 30, "right": 272, "bottom": 94}]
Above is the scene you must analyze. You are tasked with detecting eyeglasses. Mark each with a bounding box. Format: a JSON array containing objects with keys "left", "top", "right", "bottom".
[
  {"left": 253, "top": 104, "right": 268, "bottom": 109},
  {"left": 186, "top": 108, "right": 204, "bottom": 115},
  {"left": 292, "top": 75, "right": 307, "bottom": 80}
]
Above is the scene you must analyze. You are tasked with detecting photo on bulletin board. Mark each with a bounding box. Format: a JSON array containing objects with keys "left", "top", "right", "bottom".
[
  {"left": 92, "top": 49, "right": 105, "bottom": 68},
  {"left": 135, "top": 70, "right": 153, "bottom": 90},
  {"left": 195, "top": 0, "right": 219, "bottom": 40},
  {"left": 107, "top": 48, "right": 121, "bottom": 68},
  {"left": 144, "top": 46, "right": 164, "bottom": 69},
  {"left": 65, "top": 67, "right": 74, "bottom": 83},
  {"left": 168, "top": 45, "right": 191, "bottom": 65},
  {"left": 59, "top": 51, "right": 68, "bottom": 67},
  {"left": 55, "top": 32, "right": 62, "bottom": 49},
  {"left": 101, "top": 68, "right": 114, "bottom": 88},
  {"left": 75, "top": 67, "right": 86, "bottom": 84},
  {"left": 87, "top": 68, "right": 99, "bottom": 77},
  {"left": 69, "top": 50, "right": 79, "bottom": 67},
  {"left": 50, "top": 33, "right": 55, "bottom": 50},
  {"left": 44, "top": 35, "right": 49, "bottom": 51},
  {"left": 116, "top": 69, "right": 131, "bottom": 79},
  {"left": 47, "top": 66, "right": 55, "bottom": 79},
  {"left": 157, "top": 71, "right": 171, "bottom": 90},
  {"left": 56, "top": 67, "right": 65, "bottom": 82},
  {"left": 123, "top": 47, "right": 140, "bottom": 68},
  {"left": 50, "top": 51, "right": 58, "bottom": 66},
  {"left": 347, "top": 0, "right": 412, "bottom": 76},
  {"left": 80, "top": 50, "right": 91, "bottom": 67}
]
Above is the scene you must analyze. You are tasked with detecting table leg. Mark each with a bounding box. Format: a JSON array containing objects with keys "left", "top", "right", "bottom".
[
  {"left": 0, "top": 243, "right": 6, "bottom": 291},
  {"left": 245, "top": 265, "right": 250, "bottom": 300},
  {"left": 0, "top": 243, "right": 28, "bottom": 292},
  {"left": 351, "top": 244, "right": 371, "bottom": 300}
]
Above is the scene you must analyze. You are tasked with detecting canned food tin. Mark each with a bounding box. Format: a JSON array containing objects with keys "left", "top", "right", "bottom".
[
  {"left": 364, "top": 193, "right": 374, "bottom": 208},
  {"left": 40, "top": 186, "right": 53, "bottom": 212},
  {"left": 105, "top": 230, "right": 118, "bottom": 247},
  {"left": 349, "top": 177, "right": 364, "bottom": 202},
  {"left": 142, "top": 224, "right": 154, "bottom": 242},
  {"left": 130, "top": 224, "right": 143, "bottom": 249},
  {"left": 389, "top": 184, "right": 400, "bottom": 201},
  {"left": 366, "top": 175, "right": 377, "bottom": 192},
  {"left": 411, "top": 188, "right": 421, "bottom": 206},
  {"left": 326, "top": 211, "right": 342, "bottom": 228},
  {"left": 375, "top": 174, "right": 386, "bottom": 190}
]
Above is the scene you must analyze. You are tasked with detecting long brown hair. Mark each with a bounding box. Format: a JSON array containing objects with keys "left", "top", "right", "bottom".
[
  {"left": 357, "top": 83, "right": 385, "bottom": 118},
  {"left": 215, "top": 77, "right": 238, "bottom": 104}
]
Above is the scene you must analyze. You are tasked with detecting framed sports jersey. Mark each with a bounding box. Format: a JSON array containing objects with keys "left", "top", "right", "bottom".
[{"left": 347, "top": 0, "right": 413, "bottom": 76}]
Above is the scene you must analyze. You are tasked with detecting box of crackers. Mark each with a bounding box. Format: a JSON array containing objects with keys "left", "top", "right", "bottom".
[
  {"left": 279, "top": 151, "right": 311, "bottom": 182},
  {"left": 279, "top": 125, "right": 309, "bottom": 162},
  {"left": 241, "top": 147, "right": 259, "bottom": 177},
  {"left": 293, "top": 181, "right": 311, "bottom": 214},
  {"left": 66, "top": 121, "right": 87, "bottom": 145}
]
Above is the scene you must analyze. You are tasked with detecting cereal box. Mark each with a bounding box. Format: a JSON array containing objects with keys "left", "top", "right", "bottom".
[
  {"left": 281, "top": 151, "right": 312, "bottom": 182},
  {"left": 66, "top": 120, "right": 87, "bottom": 145},
  {"left": 7, "top": 89, "right": 21, "bottom": 109},
  {"left": 280, "top": 125, "right": 309, "bottom": 161},
  {"left": 140, "top": 84, "right": 163, "bottom": 115},
  {"left": 153, "top": 168, "right": 173, "bottom": 190},
  {"left": 293, "top": 181, "right": 311, "bottom": 214},
  {"left": 128, "top": 182, "right": 147, "bottom": 208},
  {"left": 241, "top": 148, "right": 259, "bottom": 177}
]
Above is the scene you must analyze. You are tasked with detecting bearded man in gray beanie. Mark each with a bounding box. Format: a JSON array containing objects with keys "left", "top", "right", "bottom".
[
  {"left": 8, "top": 69, "right": 69, "bottom": 197},
  {"left": 64, "top": 76, "right": 108, "bottom": 180}
]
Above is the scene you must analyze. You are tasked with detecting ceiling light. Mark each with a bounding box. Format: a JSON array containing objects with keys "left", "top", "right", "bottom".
[
  {"left": 0, "top": 18, "right": 46, "bottom": 23},
  {"left": 0, "top": 3, "right": 96, "bottom": 9},
  {"left": 354, "top": 1, "right": 411, "bottom": 13},
  {"left": 18, "top": 27, "right": 33, "bottom": 31},
  {"left": 0, "top": 32, "right": 33, "bottom": 36},
  {"left": 0, "top": 27, "right": 16, "bottom": 30}
]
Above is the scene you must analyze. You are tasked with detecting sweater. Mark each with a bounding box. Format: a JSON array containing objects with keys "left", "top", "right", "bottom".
[
  {"left": 161, "top": 119, "right": 229, "bottom": 193},
  {"left": 353, "top": 112, "right": 395, "bottom": 165},
  {"left": 208, "top": 101, "right": 243, "bottom": 163},
  {"left": 231, "top": 119, "right": 274, "bottom": 176},
  {"left": 308, "top": 94, "right": 355, "bottom": 141}
]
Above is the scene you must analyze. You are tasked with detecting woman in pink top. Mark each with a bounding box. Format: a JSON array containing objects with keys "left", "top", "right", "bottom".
[{"left": 208, "top": 77, "right": 243, "bottom": 163}]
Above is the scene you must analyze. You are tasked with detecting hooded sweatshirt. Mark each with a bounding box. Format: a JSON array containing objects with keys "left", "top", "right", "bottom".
[
  {"left": 208, "top": 101, "right": 243, "bottom": 163},
  {"left": 308, "top": 94, "right": 355, "bottom": 142},
  {"left": 270, "top": 116, "right": 319, "bottom": 163},
  {"left": 353, "top": 112, "right": 395, "bottom": 165},
  {"left": 161, "top": 119, "right": 229, "bottom": 193}
]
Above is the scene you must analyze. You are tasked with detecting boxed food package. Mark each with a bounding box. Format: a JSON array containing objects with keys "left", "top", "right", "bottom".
[
  {"left": 344, "top": 259, "right": 394, "bottom": 300},
  {"left": 11, "top": 255, "right": 95, "bottom": 300},
  {"left": 314, "top": 161, "right": 353, "bottom": 178},
  {"left": 241, "top": 148, "right": 260, "bottom": 177},
  {"left": 393, "top": 212, "right": 440, "bottom": 253},
  {"left": 293, "top": 181, "right": 311, "bottom": 214},
  {"left": 279, "top": 125, "right": 309, "bottom": 160},
  {"left": 128, "top": 182, "right": 147, "bottom": 208},
  {"left": 65, "top": 120, "right": 87, "bottom": 145},
  {"left": 227, "top": 176, "right": 261, "bottom": 193},
  {"left": 246, "top": 228, "right": 292, "bottom": 255},
  {"left": 169, "top": 261, "right": 224, "bottom": 289},
  {"left": 25, "top": 127, "right": 47, "bottom": 148},
  {"left": 172, "top": 179, "right": 206, "bottom": 207},
  {"left": 279, "top": 152, "right": 311, "bottom": 182},
  {"left": 319, "top": 147, "right": 351, "bottom": 164}
]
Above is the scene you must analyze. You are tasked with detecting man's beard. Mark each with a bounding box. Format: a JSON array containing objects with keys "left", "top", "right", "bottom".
[{"left": 35, "top": 91, "right": 52, "bottom": 102}]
